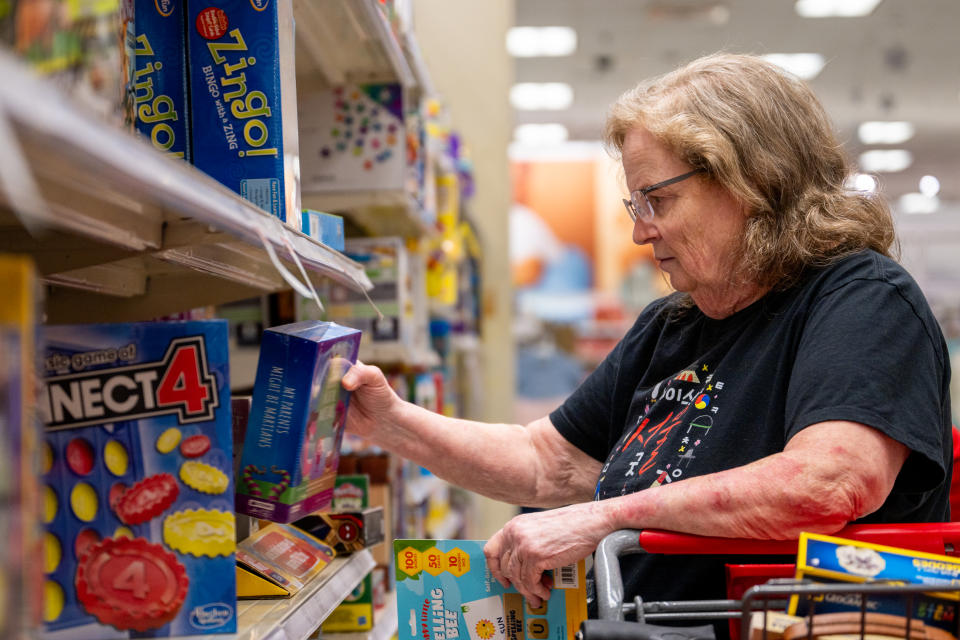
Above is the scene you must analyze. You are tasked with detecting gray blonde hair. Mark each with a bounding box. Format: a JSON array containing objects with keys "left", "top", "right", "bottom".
[{"left": 605, "top": 53, "right": 897, "bottom": 290}]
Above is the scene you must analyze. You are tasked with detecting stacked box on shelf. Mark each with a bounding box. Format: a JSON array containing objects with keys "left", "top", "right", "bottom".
[
  {"left": 302, "top": 210, "right": 346, "bottom": 251},
  {"left": 298, "top": 83, "right": 434, "bottom": 226},
  {"left": 38, "top": 320, "right": 237, "bottom": 636},
  {"left": 0, "top": 256, "right": 43, "bottom": 639},
  {"left": 323, "top": 238, "right": 428, "bottom": 357},
  {"left": 134, "top": 0, "right": 190, "bottom": 160},
  {"left": 187, "top": 0, "right": 301, "bottom": 227},
  {"left": 236, "top": 321, "right": 360, "bottom": 523}
]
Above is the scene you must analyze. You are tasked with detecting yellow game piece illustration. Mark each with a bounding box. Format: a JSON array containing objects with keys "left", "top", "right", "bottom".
[
  {"left": 113, "top": 526, "right": 134, "bottom": 539},
  {"left": 43, "top": 441, "right": 53, "bottom": 474},
  {"left": 70, "top": 482, "right": 98, "bottom": 522},
  {"left": 103, "top": 440, "right": 128, "bottom": 477},
  {"left": 179, "top": 461, "right": 229, "bottom": 495},
  {"left": 44, "top": 580, "right": 64, "bottom": 622},
  {"left": 43, "top": 485, "right": 57, "bottom": 524},
  {"left": 163, "top": 509, "right": 236, "bottom": 557},
  {"left": 45, "top": 533, "right": 61, "bottom": 574},
  {"left": 156, "top": 427, "right": 182, "bottom": 454}
]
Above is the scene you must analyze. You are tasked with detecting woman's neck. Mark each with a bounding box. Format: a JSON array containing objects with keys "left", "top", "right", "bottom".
[{"left": 691, "top": 282, "right": 770, "bottom": 319}]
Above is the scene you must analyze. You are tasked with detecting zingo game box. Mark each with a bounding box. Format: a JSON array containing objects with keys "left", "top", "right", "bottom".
[
  {"left": 39, "top": 321, "right": 237, "bottom": 637},
  {"left": 236, "top": 321, "right": 361, "bottom": 523},
  {"left": 187, "top": 0, "right": 301, "bottom": 226}
]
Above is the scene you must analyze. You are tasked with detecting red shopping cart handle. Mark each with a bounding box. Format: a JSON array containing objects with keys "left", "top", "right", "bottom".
[{"left": 636, "top": 522, "right": 960, "bottom": 556}]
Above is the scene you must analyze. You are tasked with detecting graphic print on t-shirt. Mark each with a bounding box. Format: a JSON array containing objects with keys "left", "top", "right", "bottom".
[{"left": 595, "top": 362, "right": 727, "bottom": 499}]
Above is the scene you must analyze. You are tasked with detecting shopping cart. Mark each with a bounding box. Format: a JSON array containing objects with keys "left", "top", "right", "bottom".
[{"left": 580, "top": 523, "right": 960, "bottom": 640}]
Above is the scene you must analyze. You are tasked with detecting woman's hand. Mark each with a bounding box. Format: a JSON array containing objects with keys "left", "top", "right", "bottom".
[
  {"left": 341, "top": 360, "right": 402, "bottom": 441},
  {"left": 484, "top": 501, "right": 617, "bottom": 608}
]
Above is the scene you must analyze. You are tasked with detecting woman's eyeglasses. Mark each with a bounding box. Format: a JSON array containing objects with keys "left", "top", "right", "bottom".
[{"left": 622, "top": 168, "right": 706, "bottom": 222}]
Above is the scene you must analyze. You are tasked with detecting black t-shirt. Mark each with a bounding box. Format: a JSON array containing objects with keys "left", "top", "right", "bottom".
[{"left": 550, "top": 250, "right": 952, "bottom": 611}]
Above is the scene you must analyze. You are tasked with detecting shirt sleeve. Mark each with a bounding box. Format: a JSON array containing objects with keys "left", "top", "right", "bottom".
[
  {"left": 785, "top": 274, "right": 949, "bottom": 492},
  {"left": 549, "top": 337, "right": 624, "bottom": 462}
]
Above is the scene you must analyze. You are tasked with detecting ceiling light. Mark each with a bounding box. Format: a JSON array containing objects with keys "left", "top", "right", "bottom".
[
  {"left": 513, "top": 123, "right": 569, "bottom": 145},
  {"left": 857, "top": 121, "right": 914, "bottom": 145},
  {"left": 919, "top": 175, "right": 941, "bottom": 198},
  {"left": 899, "top": 192, "right": 939, "bottom": 215},
  {"left": 795, "top": 0, "right": 883, "bottom": 17},
  {"left": 858, "top": 149, "right": 912, "bottom": 173},
  {"left": 510, "top": 83, "right": 574, "bottom": 110},
  {"left": 845, "top": 173, "right": 878, "bottom": 193},
  {"left": 506, "top": 27, "right": 578, "bottom": 57},
  {"left": 761, "top": 53, "right": 826, "bottom": 80}
]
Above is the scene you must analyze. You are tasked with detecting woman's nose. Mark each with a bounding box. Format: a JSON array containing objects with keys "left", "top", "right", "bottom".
[{"left": 632, "top": 217, "right": 660, "bottom": 245}]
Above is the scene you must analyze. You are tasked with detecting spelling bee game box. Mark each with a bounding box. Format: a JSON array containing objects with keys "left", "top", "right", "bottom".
[
  {"left": 39, "top": 321, "right": 236, "bottom": 637},
  {"left": 236, "top": 321, "right": 360, "bottom": 523},
  {"left": 394, "top": 540, "right": 588, "bottom": 640}
]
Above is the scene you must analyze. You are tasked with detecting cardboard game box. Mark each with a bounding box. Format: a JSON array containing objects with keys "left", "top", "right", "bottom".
[
  {"left": 395, "top": 540, "right": 588, "bottom": 640},
  {"left": 299, "top": 83, "right": 416, "bottom": 193},
  {"left": 0, "top": 256, "right": 43, "bottom": 640},
  {"left": 236, "top": 321, "right": 361, "bottom": 523},
  {"left": 293, "top": 507, "right": 385, "bottom": 556},
  {"left": 790, "top": 532, "right": 960, "bottom": 635},
  {"left": 39, "top": 321, "right": 237, "bottom": 637},
  {"left": 235, "top": 522, "right": 334, "bottom": 598},
  {"left": 324, "top": 237, "right": 428, "bottom": 352},
  {"left": 187, "top": 0, "right": 301, "bottom": 226},
  {"left": 134, "top": 0, "right": 190, "bottom": 160}
]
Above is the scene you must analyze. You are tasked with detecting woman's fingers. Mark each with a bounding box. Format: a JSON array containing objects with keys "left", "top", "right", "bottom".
[{"left": 484, "top": 533, "right": 511, "bottom": 589}]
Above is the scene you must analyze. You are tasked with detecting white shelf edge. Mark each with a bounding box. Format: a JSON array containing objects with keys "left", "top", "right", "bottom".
[
  {"left": 356, "top": 0, "right": 416, "bottom": 88},
  {"left": 0, "top": 51, "right": 373, "bottom": 294},
  {"left": 233, "top": 550, "right": 377, "bottom": 640}
]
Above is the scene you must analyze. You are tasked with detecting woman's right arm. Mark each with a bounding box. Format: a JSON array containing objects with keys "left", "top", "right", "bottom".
[{"left": 341, "top": 361, "right": 601, "bottom": 507}]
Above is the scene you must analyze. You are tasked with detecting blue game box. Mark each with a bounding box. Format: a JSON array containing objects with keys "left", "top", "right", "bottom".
[
  {"left": 134, "top": 0, "right": 190, "bottom": 160},
  {"left": 236, "top": 321, "right": 361, "bottom": 523},
  {"left": 187, "top": 0, "right": 301, "bottom": 225},
  {"left": 39, "top": 321, "right": 236, "bottom": 637}
]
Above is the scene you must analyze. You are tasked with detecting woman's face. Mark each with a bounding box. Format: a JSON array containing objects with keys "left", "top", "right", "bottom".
[{"left": 622, "top": 126, "right": 750, "bottom": 312}]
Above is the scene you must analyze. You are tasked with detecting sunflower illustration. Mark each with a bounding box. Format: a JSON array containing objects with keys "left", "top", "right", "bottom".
[{"left": 475, "top": 618, "right": 496, "bottom": 640}]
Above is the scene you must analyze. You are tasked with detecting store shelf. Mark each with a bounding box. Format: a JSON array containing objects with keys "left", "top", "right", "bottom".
[
  {"left": 233, "top": 550, "right": 377, "bottom": 640},
  {"left": 293, "top": 0, "right": 415, "bottom": 88},
  {"left": 302, "top": 190, "right": 437, "bottom": 240},
  {"left": 319, "top": 596, "right": 399, "bottom": 640},
  {"left": 360, "top": 342, "right": 442, "bottom": 369},
  {"left": 0, "top": 52, "right": 373, "bottom": 322}
]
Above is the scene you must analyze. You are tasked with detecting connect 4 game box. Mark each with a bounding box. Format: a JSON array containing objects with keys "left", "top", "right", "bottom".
[
  {"left": 39, "top": 321, "right": 237, "bottom": 637},
  {"left": 236, "top": 321, "right": 360, "bottom": 523},
  {"left": 394, "top": 540, "right": 588, "bottom": 640}
]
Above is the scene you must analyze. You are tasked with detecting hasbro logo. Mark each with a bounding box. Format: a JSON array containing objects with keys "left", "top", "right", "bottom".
[
  {"left": 190, "top": 603, "right": 234, "bottom": 629},
  {"left": 154, "top": 0, "right": 174, "bottom": 16},
  {"left": 249, "top": 0, "right": 270, "bottom": 10}
]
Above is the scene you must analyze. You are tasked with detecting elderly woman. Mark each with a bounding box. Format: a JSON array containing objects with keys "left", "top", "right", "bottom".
[{"left": 341, "top": 53, "right": 951, "bottom": 614}]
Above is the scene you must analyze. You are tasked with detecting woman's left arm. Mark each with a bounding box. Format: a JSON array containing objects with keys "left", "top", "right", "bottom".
[{"left": 487, "top": 419, "right": 909, "bottom": 606}]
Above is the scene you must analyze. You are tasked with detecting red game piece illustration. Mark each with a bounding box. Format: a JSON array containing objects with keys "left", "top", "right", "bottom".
[
  {"left": 74, "top": 528, "right": 100, "bottom": 560},
  {"left": 108, "top": 483, "right": 127, "bottom": 515},
  {"left": 66, "top": 438, "right": 95, "bottom": 476},
  {"left": 179, "top": 434, "right": 211, "bottom": 458},
  {"left": 115, "top": 474, "right": 179, "bottom": 525},
  {"left": 76, "top": 537, "right": 189, "bottom": 631}
]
